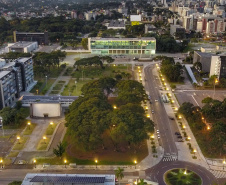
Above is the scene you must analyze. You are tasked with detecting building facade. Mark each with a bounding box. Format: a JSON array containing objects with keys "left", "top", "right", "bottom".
[
  {"left": 88, "top": 37, "right": 156, "bottom": 56},
  {"left": 0, "top": 57, "right": 35, "bottom": 109},
  {"left": 13, "top": 31, "right": 49, "bottom": 45},
  {"left": 7, "top": 41, "right": 38, "bottom": 53},
  {"left": 210, "top": 55, "right": 226, "bottom": 78}
]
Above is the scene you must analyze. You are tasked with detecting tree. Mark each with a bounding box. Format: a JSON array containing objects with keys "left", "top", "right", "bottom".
[
  {"left": 53, "top": 142, "right": 65, "bottom": 159},
  {"left": 138, "top": 179, "right": 147, "bottom": 185},
  {"left": 81, "top": 38, "right": 88, "bottom": 50},
  {"left": 8, "top": 181, "right": 22, "bottom": 185},
  {"left": 193, "top": 62, "right": 202, "bottom": 71},
  {"left": 210, "top": 121, "right": 226, "bottom": 156},
  {"left": 115, "top": 167, "right": 124, "bottom": 185}
]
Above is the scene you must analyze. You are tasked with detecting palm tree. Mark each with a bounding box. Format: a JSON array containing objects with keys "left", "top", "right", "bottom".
[
  {"left": 114, "top": 167, "right": 124, "bottom": 185},
  {"left": 138, "top": 179, "right": 148, "bottom": 185}
]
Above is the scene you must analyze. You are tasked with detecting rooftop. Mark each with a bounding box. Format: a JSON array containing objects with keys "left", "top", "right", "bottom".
[
  {"left": 22, "top": 174, "right": 115, "bottom": 185},
  {"left": 195, "top": 51, "right": 215, "bottom": 57},
  {"left": 9, "top": 41, "right": 37, "bottom": 49},
  {"left": 0, "top": 71, "right": 11, "bottom": 79},
  {"left": 108, "top": 20, "right": 125, "bottom": 28},
  {"left": 17, "top": 57, "right": 31, "bottom": 63},
  {"left": 90, "top": 37, "right": 156, "bottom": 41},
  {"left": 15, "top": 32, "right": 46, "bottom": 35}
]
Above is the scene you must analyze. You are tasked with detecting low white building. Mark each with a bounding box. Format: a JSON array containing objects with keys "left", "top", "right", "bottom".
[
  {"left": 22, "top": 173, "right": 115, "bottom": 185},
  {"left": 107, "top": 20, "right": 125, "bottom": 30},
  {"left": 6, "top": 41, "right": 38, "bottom": 53}
]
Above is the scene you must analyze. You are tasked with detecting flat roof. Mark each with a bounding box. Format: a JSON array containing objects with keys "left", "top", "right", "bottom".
[
  {"left": 17, "top": 57, "right": 31, "bottom": 63},
  {"left": 22, "top": 174, "right": 115, "bottom": 185},
  {"left": 108, "top": 20, "right": 125, "bottom": 27},
  {"left": 21, "top": 95, "right": 78, "bottom": 101},
  {"left": 195, "top": 51, "right": 214, "bottom": 57},
  {"left": 1, "top": 62, "right": 15, "bottom": 69},
  {"left": 0, "top": 71, "right": 11, "bottom": 79},
  {"left": 90, "top": 37, "right": 156, "bottom": 41},
  {"left": 16, "top": 32, "right": 45, "bottom": 35},
  {"left": 9, "top": 42, "right": 37, "bottom": 49}
]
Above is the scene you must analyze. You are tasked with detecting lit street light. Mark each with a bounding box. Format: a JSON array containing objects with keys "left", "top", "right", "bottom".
[
  {"left": 134, "top": 160, "right": 137, "bottom": 169},
  {"left": 50, "top": 122, "right": 53, "bottom": 128},
  {"left": 33, "top": 159, "right": 36, "bottom": 168},
  {"left": 223, "top": 160, "right": 226, "bottom": 170},
  {"left": 64, "top": 159, "right": 67, "bottom": 168},
  {"left": 113, "top": 105, "right": 117, "bottom": 109},
  {"left": 193, "top": 149, "right": 197, "bottom": 157},
  {"left": 0, "top": 159, "right": 3, "bottom": 168},
  {"left": 43, "top": 136, "right": 47, "bottom": 144},
  {"left": 213, "top": 78, "right": 219, "bottom": 99},
  {"left": 95, "top": 159, "right": 98, "bottom": 169},
  {"left": 27, "top": 122, "right": 31, "bottom": 130},
  {"left": 17, "top": 136, "right": 21, "bottom": 144}
]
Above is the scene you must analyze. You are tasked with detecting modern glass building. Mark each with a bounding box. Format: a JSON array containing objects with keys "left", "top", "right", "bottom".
[{"left": 88, "top": 37, "right": 156, "bottom": 56}]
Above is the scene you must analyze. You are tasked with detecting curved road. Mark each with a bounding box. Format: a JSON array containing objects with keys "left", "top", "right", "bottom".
[{"left": 143, "top": 64, "right": 219, "bottom": 185}]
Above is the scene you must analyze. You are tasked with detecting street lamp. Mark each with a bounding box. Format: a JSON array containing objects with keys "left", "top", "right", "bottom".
[
  {"left": 64, "top": 159, "right": 67, "bottom": 168},
  {"left": 134, "top": 160, "right": 137, "bottom": 169},
  {"left": 223, "top": 160, "right": 226, "bottom": 170},
  {"left": 50, "top": 122, "right": 53, "bottom": 128},
  {"left": 207, "top": 126, "right": 210, "bottom": 130},
  {"left": 0, "top": 159, "right": 3, "bottom": 168},
  {"left": 184, "top": 169, "right": 187, "bottom": 175},
  {"left": 27, "top": 122, "right": 31, "bottom": 130},
  {"left": 43, "top": 136, "right": 47, "bottom": 144},
  {"left": 36, "top": 89, "right": 38, "bottom": 95},
  {"left": 45, "top": 75, "right": 48, "bottom": 87},
  {"left": 146, "top": 114, "right": 150, "bottom": 118},
  {"left": 183, "top": 125, "right": 186, "bottom": 129},
  {"left": 95, "top": 159, "right": 98, "bottom": 169},
  {"left": 178, "top": 115, "right": 182, "bottom": 119},
  {"left": 17, "top": 136, "right": 21, "bottom": 144},
  {"left": 187, "top": 137, "right": 191, "bottom": 142},
  {"left": 175, "top": 107, "right": 178, "bottom": 111},
  {"left": 33, "top": 159, "right": 36, "bottom": 168},
  {"left": 151, "top": 135, "right": 154, "bottom": 139},
  {"left": 213, "top": 78, "right": 219, "bottom": 99},
  {"left": 113, "top": 105, "right": 117, "bottom": 109},
  {"left": 193, "top": 149, "right": 197, "bottom": 157}
]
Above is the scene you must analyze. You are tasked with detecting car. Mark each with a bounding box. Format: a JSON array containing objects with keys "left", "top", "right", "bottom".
[
  {"left": 133, "top": 57, "right": 138, "bottom": 60},
  {"left": 177, "top": 136, "right": 182, "bottom": 139},
  {"left": 178, "top": 139, "right": 184, "bottom": 142},
  {"left": 156, "top": 130, "right": 160, "bottom": 133},
  {"left": 150, "top": 101, "right": 152, "bottom": 104},
  {"left": 157, "top": 135, "right": 160, "bottom": 139},
  {"left": 169, "top": 117, "right": 175, "bottom": 120},
  {"left": 148, "top": 95, "right": 151, "bottom": 99},
  {"left": 155, "top": 99, "right": 158, "bottom": 102},
  {"left": 175, "top": 132, "right": 181, "bottom": 135},
  {"left": 152, "top": 110, "right": 154, "bottom": 114}
]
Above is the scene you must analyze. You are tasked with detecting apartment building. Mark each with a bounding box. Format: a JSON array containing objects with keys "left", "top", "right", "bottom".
[
  {"left": 0, "top": 57, "right": 35, "bottom": 109},
  {"left": 210, "top": 55, "right": 226, "bottom": 78}
]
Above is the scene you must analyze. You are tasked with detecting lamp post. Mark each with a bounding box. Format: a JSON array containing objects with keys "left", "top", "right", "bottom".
[
  {"left": 213, "top": 79, "right": 218, "bottom": 99},
  {"left": 45, "top": 75, "right": 48, "bottom": 87},
  {"left": 27, "top": 122, "right": 31, "bottom": 130},
  {"left": 36, "top": 89, "right": 38, "bottom": 95},
  {"left": 50, "top": 122, "right": 53, "bottom": 128},
  {"left": 43, "top": 136, "right": 47, "bottom": 144},
  {"left": 0, "top": 116, "right": 4, "bottom": 137},
  {"left": 223, "top": 160, "right": 226, "bottom": 170},
  {"left": 64, "top": 159, "right": 67, "bottom": 168},
  {"left": 134, "top": 160, "right": 137, "bottom": 169},
  {"left": 193, "top": 149, "right": 197, "bottom": 158},
  {"left": 33, "top": 159, "right": 36, "bottom": 168},
  {"left": 0, "top": 159, "right": 3, "bottom": 168},
  {"left": 17, "top": 136, "right": 21, "bottom": 144},
  {"left": 95, "top": 160, "right": 98, "bottom": 169},
  {"left": 113, "top": 105, "right": 117, "bottom": 109}
]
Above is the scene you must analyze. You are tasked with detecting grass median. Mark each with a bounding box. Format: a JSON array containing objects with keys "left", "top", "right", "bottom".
[
  {"left": 23, "top": 123, "right": 36, "bottom": 135},
  {"left": 13, "top": 137, "right": 28, "bottom": 150},
  {"left": 45, "top": 123, "right": 58, "bottom": 135},
  {"left": 8, "top": 151, "right": 19, "bottom": 157},
  {"left": 37, "top": 137, "right": 50, "bottom": 150}
]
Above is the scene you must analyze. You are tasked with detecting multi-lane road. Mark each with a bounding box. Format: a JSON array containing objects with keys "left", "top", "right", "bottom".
[{"left": 143, "top": 64, "right": 219, "bottom": 185}]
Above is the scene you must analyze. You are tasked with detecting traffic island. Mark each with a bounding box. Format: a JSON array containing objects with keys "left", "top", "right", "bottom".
[
  {"left": 12, "top": 137, "right": 28, "bottom": 150},
  {"left": 45, "top": 123, "right": 58, "bottom": 135},
  {"left": 23, "top": 123, "right": 37, "bottom": 135},
  {"left": 164, "top": 168, "right": 202, "bottom": 185},
  {"left": 37, "top": 137, "right": 50, "bottom": 150}
]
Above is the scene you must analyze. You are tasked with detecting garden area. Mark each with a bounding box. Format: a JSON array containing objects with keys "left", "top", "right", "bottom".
[{"left": 164, "top": 169, "right": 202, "bottom": 185}]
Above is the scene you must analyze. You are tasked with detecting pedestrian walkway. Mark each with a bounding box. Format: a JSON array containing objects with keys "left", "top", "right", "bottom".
[
  {"left": 162, "top": 154, "right": 177, "bottom": 162},
  {"left": 209, "top": 170, "right": 226, "bottom": 178}
]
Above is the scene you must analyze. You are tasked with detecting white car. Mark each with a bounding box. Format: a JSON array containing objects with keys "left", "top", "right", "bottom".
[
  {"left": 152, "top": 110, "right": 154, "bottom": 114},
  {"left": 155, "top": 99, "right": 158, "bottom": 102},
  {"left": 156, "top": 130, "right": 160, "bottom": 133}
]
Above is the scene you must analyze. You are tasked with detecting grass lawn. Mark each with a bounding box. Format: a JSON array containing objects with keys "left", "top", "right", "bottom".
[
  {"left": 37, "top": 137, "right": 50, "bottom": 150},
  {"left": 52, "top": 83, "right": 64, "bottom": 90},
  {"left": 40, "top": 79, "right": 56, "bottom": 95},
  {"left": 30, "top": 78, "right": 56, "bottom": 95},
  {"left": 13, "top": 137, "right": 28, "bottom": 150},
  {"left": 72, "top": 64, "right": 132, "bottom": 79},
  {"left": 62, "top": 132, "right": 148, "bottom": 165},
  {"left": 164, "top": 169, "right": 201, "bottom": 185},
  {"left": 66, "top": 52, "right": 90, "bottom": 56},
  {"left": 61, "top": 79, "right": 92, "bottom": 96},
  {"left": 45, "top": 123, "right": 58, "bottom": 135},
  {"left": 8, "top": 151, "right": 19, "bottom": 157},
  {"left": 23, "top": 123, "right": 36, "bottom": 135}
]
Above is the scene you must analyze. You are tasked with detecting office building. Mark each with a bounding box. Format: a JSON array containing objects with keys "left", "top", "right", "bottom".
[
  {"left": 0, "top": 57, "right": 35, "bottom": 109},
  {"left": 13, "top": 31, "right": 49, "bottom": 45},
  {"left": 170, "top": 25, "right": 185, "bottom": 37},
  {"left": 107, "top": 20, "right": 125, "bottom": 30},
  {"left": 6, "top": 41, "right": 38, "bottom": 53},
  {"left": 21, "top": 173, "right": 115, "bottom": 185},
  {"left": 193, "top": 51, "right": 214, "bottom": 73},
  {"left": 145, "top": 24, "right": 157, "bottom": 33},
  {"left": 210, "top": 55, "right": 226, "bottom": 78},
  {"left": 88, "top": 37, "right": 156, "bottom": 56}
]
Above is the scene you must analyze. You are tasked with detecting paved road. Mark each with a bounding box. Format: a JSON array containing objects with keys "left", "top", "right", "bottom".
[
  {"left": 144, "top": 65, "right": 178, "bottom": 156},
  {"left": 146, "top": 161, "right": 218, "bottom": 185},
  {"left": 144, "top": 64, "right": 219, "bottom": 185}
]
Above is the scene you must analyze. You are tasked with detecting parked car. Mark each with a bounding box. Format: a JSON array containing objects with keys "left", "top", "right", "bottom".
[
  {"left": 169, "top": 117, "right": 175, "bottom": 120},
  {"left": 177, "top": 136, "right": 182, "bottom": 139},
  {"left": 175, "top": 132, "right": 181, "bottom": 135}
]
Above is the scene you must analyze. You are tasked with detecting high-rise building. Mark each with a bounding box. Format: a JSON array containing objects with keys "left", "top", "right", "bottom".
[
  {"left": 210, "top": 55, "right": 226, "bottom": 78},
  {"left": 0, "top": 57, "right": 35, "bottom": 109}
]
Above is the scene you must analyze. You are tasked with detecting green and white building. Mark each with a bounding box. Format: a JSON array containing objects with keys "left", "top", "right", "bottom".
[{"left": 88, "top": 37, "right": 156, "bottom": 56}]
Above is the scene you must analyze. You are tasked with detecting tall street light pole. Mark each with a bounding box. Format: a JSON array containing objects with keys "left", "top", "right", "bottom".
[{"left": 213, "top": 78, "right": 218, "bottom": 99}]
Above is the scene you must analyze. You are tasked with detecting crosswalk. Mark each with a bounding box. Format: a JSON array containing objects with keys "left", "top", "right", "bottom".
[
  {"left": 210, "top": 170, "right": 226, "bottom": 178},
  {"left": 162, "top": 155, "right": 178, "bottom": 162}
]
